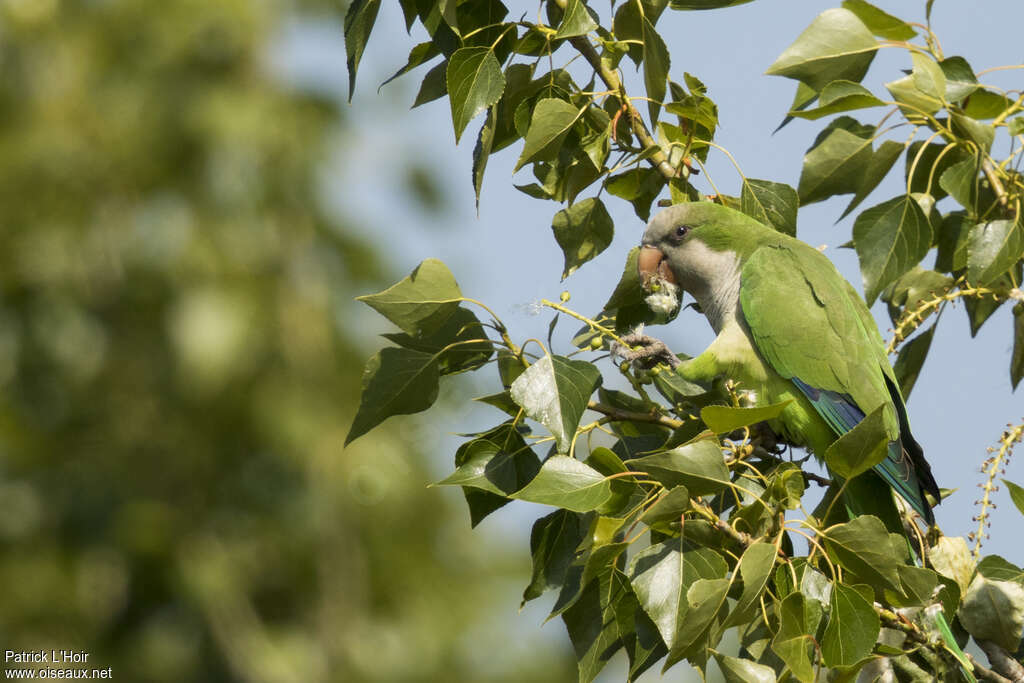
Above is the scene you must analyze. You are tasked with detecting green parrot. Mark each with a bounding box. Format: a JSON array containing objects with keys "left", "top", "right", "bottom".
[{"left": 627, "top": 201, "right": 940, "bottom": 525}]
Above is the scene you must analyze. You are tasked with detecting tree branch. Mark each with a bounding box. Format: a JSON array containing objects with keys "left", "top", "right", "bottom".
[
  {"left": 566, "top": 35, "right": 678, "bottom": 181},
  {"left": 587, "top": 400, "right": 683, "bottom": 429},
  {"left": 549, "top": 0, "right": 678, "bottom": 181},
  {"left": 978, "top": 640, "right": 1024, "bottom": 683}
]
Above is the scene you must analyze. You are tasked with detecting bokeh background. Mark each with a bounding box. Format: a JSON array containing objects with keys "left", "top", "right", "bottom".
[{"left": 1, "top": 0, "right": 1021, "bottom": 681}]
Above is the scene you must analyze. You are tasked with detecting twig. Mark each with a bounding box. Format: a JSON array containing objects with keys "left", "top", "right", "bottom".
[
  {"left": 982, "top": 158, "right": 1011, "bottom": 210},
  {"left": 587, "top": 400, "right": 683, "bottom": 429},
  {"left": 977, "top": 641, "right": 1024, "bottom": 683},
  {"left": 887, "top": 281, "right": 1004, "bottom": 353},
  {"left": 550, "top": 0, "right": 678, "bottom": 182}
]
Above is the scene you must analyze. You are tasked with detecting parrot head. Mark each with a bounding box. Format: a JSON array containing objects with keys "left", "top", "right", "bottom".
[{"left": 638, "top": 202, "right": 777, "bottom": 331}]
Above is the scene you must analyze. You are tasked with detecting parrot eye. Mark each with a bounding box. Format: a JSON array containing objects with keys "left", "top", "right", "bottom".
[{"left": 672, "top": 224, "right": 691, "bottom": 241}]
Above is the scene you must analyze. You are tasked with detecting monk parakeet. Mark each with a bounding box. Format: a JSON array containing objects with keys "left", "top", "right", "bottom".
[{"left": 628, "top": 201, "right": 940, "bottom": 525}]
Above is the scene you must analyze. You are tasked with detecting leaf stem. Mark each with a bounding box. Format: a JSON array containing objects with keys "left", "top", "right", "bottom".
[
  {"left": 887, "top": 280, "right": 1004, "bottom": 354},
  {"left": 588, "top": 400, "right": 682, "bottom": 429},
  {"left": 549, "top": 0, "right": 678, "bottom": 181},
  {"left": 539, "top": 299, "right": 627, "bottom": 346}
]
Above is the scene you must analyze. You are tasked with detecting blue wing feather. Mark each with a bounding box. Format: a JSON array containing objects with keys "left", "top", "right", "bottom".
[{"left": 790, "top": 377, "right": 933, "bottom": 524}]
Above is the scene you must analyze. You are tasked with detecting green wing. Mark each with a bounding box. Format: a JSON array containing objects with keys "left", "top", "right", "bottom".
[{"left": 739, "top": 242, "right": 937, "bottom": 523}]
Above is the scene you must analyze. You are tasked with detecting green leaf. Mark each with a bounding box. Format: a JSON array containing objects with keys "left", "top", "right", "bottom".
[
  {"left": 639, "top": 485, "right": 690, "bottom": 530},
  {"left": 840, "top": 0, "right": 915, "bottom": 40},
  {"left": 357, "top": 258, "right": 463, "bottom": 335},
  {"left": 456, "top": 423, "right": 536, "bottom": 526},
  {"left": 767, "top": 462, "right": 806, "bottom": 510},
  {"left": 790, "top": 80, "right": 884, "bottom": 120},
  {"left": 968, "top": 219, "right": 1023, "bottom": 287},
  {"left": 839, "top": 139, "right": 905, "bottom": 219},
  {"left": 823, "top": 515, "right": 902, "bottom": 591},
  {"left": 666, "top": 577, "right": 730, "bottom": 666},
  {"left": 1012, "top": 303, "right": 1024, "bottom": 390},
  {"left": 514, "top": 98, "right": 584, "bottom": 171},
  {"left": 771, "top": 592, "right": 815, "bottom": 683},
  {"left": 930, "top": 536, "right": 974, "bottom": 595},
  {"left": 380, "top": 41, "right": 441, "bottom": 89},
  {"left": 497, "top": 350, "right": 525, "bottom": 387},
  {"left": 952, "top": 112, "right": 995, "bottom": 153},
  {"left": 629, "top": 541, "right": 687, "bottom": 653},
  {"left": 724, "top": 542, "right": 777, "bottom": 628},
  {"left": 1009, "top": 116, "right": 1024, "bottom": 137},
  {"left": 512, "top": 455, "right": 614, "bottom": 511},
  {"left": 492, "top": 63, "right": 536, "bottom": 150},
  {"left": 555, "top": 0, "right": 597, "bottom": 38},
  {"left": 958, "top": 574, "right": 1024, "bottom": 651},
  {"left": 701, "top": 401, "right": 791, "bottom": 434},
  {"left": 474, "top": 391, "right": 520, "bottom": 416},
  {"left": 669, "top": 0, "right": 754, "bottom": 8},
  {"left": 766, "top": 8, "right": 878, "bottom": 91},
  {"left": 964, "top": 88, "right": 1014, "bottom": 120},
  {"left": 344, "top": 0, "right": 382, "bottom": 101},
  {"left": 627, "top": 436, "right": 730, "bottom": 496},
  {"left": 446, "top": 47, "right": 505, "bottom": 144},
  {"left": 1004, "top": 479, "right": 1024, "bottom": 518},
  {"left": 412, "top": 61, "right": 448, "bottom": 107},
  {"left": 906, "top": 141, "right": 968, "bottom": 201},
  {"left": 798, "top": 117, "right": 875, "bottom": 205},
  {"left": 910, "top": 52, "right": 946, "bottom": 101},
  {"left": 665, "top": 95, "right": 719, "bottom": 132},
  {"left": 977, "top": 555, "right": 1024, "bottom": 584},
  {"left": 652, "top": 368, "right": 705, "bottom": 402},
  {"left": 472, "top": 109, "right": 496, "bottom": 210},
  {"left": 382, "top": 306, "right": 493, "bottom": 375},
  {"left": 509, "top": 354, "right": 601, "bottom": 453},
  {"left": 939, "top": 157, "right": 981, "bottom": 214},
  {"left": 823, "top": 404, "right": 889, "bottom": 479},
  {"left": 346, "top": 348, "right": 439, "bottom": 444},
  {"left": 741, "top": 179, "right": 798, "bottom": 236},
  {"left": 885, "top": 75, "right": 942, "bottom": 118},
  {"left": 939, "top": 56, "right": 979, "bottom": 102},
  {"left": 435, "top": 438, "right": 540, "bottom": 495},
  {"left": 965, "top": 268, "right": 1019, "bottom": 336},
  {"left": 936, "top": 212, "right": 972, "bottom": 273},
  {"left": 605, "top": 168, "right": 665, "bottom": 222},
  {"left": 776, "top": 81, "right": 818, "bottom": 132},
  {"left": 629, "top": 541, "right": 727, "bottom": 655},
  {"left": 821, "top": 582, "right": 880, "bottom": 667},
  {"left": 522, "top": 509, "right": 588, "bottom": 605},
  {"left": 890, "top": 565, "right": 940, "bottom": 607},
  {"left": 714, "top": 653, "right": 776, "bottom": 683},
  {"left": 562, "top": 568, "right": 634, "bottom": 683},
  {"left": 552, "top": 197, "right": 614, "bottom": 279},
  {"left": 641, "top": 17, "right": 670, "bottom": 124},
  {"left": 893, "top": 324, "right": 935, "bottom": 398},
  {"left": 852, "top": 194, "right": 932, "bottom": 305}
]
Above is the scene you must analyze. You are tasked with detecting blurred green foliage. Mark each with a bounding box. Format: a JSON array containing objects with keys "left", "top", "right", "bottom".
[{"left": 0, "top": 1, "right": 573, "bottom": 680}]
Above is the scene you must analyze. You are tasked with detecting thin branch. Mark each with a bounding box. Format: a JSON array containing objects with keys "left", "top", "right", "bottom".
[
  {"left": 548, "top": 0, "right": 678, "bottom": 182},
  {"left": 982, "top": 158, "right": 1011, "bottom": 210},
  {"left": 977, "top": 640, "right": 1024, "bottom": 683},
  {"left": 587, "top": 400, "right": 683, "bottom": 429},
  {"left": 886, "top": 280, "right": 1005, "bottom": 353}
]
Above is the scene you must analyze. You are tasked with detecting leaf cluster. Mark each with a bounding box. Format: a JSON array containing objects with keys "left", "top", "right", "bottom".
[
  {"left": 346, "top": 254, "right": 1024, "bottom": 681},
  {"left": 346, "top": 0, "right": 1024, "bottom": 679}
]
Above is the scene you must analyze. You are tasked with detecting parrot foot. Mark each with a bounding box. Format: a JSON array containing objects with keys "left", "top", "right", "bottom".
[{"left": 611, "top": 333, "right": 681, "bottom": 370}]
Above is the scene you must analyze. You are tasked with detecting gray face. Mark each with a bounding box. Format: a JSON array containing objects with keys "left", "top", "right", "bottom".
[{"left": 641, "top": 204, "right": 738, "bottom": 299}]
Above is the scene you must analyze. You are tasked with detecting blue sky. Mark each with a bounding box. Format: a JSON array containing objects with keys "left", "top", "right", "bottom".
[{"left": 284, "top": 1, "right": 1024, "bottom": 677}]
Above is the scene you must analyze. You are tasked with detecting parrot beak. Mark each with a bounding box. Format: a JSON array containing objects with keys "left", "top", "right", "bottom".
[{"left": 637, "top": 246, "right": 676, "bottom": 289}]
